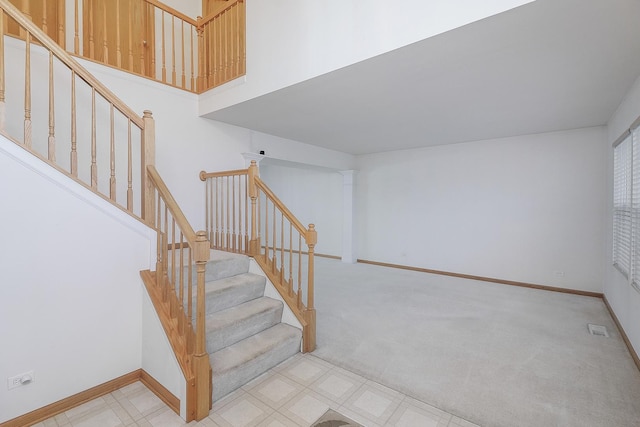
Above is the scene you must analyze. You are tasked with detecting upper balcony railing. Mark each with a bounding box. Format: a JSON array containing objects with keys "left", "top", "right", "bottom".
[{"left": 4, "top": 0, "right": 245, "bottom": 93}]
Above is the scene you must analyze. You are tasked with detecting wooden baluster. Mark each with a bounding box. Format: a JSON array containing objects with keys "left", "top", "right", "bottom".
[
  {"left": 232, "top": 175, "right": 237, "bottom": 251},
  {"left": 109, "top": 104, "right": 116, "bottom": 201},
  {"left": 156, "top": 192, "right": 163, "bottom": 285},
  {"left": 248, "top": 161, "right": 258, "bottom": 255},
  {"left": 0, "top": 8, "right": 5, "bottom": 132},
  {"left": 70, "top": 71, "right": 77, "bottom": 176},
  {"left": 20, "top": 0, "right": 30, "bottom": 38},
  {"left": 214, "top": 177, "right": 219, "bottom": 248},
  {"left": 244, "top": 174, "right": 249, "bottom": 252},
  {"left": 226, "top": 176, "right": 230, "bottom": 249},
  {"left": 161, "top": 11, "right": 166, "bottom": 82},
  {"left": 42, "top": 8, "right": 47, "bottom": 36},
  {"left": 209, "top": 22, "right": 214, "bottom": 87},
  {"left": 304, "top": 224, "right": 317, "bottom": 352},
  {"left": 214, "top": 19, "right": 220, "bottom": 86},
  {"left": 162, "top": 203, "right": 169, "bottom": 302},
  {"left": 265, "top": 198, "right": 269, "bottom": 263},
  {"left": 116, "top": 0, "right": 121, "bottom": 67},
  {"left": 178, "top": 231, "right": 185, "bottom": 334},
  {"left": 74, "top": 0, "right": 79, "bottom": 54},
  {"left": 149, "top": 4, "right": 155, "bottom": 78},
  {"left": 288, "top": 223, "right": 293, "bottom": 297},
  {"left": 223, "top": 9, "right": 228, "bottom": 82},
  {"left": 190, "top": 25, "right": 195, "bottom": 90},
  {"left": 171, "top": 17, "right": 176, "bottom": 85},
  {"left": 102, "top": 2, "right": 108, "bottom": 63},
  {"left": 271, "top": 203, "right": 276, "bottom": 272},
  {"left": 24, "top": 33, "right": 31, "bottom": 148},
  {"left": 58, "top": 2, "right": 65, "bottom": 48},
  {"left": 280, "top": 213, "right": 284, "bottom": 282},
  {"left": 240, "top": 1, "right": 246, "bottom": 75},
  {"left": 48, "top": 52, "right": 55, "bottom": 161},
  {"left": 205, "top": 178, "right": 210, "bottom": 243},
  {"left": 196, "top": 18, "right": 204, "bottom": 91},
  {"left": 181, "top": 20, "right": 185, "bottom": 88},
  {"left": 139, "top": 5, "right": 145, "bottom": 76},
  {"left": 297, "top": 234, "right": 302, "bottom": 308},
  {"left": 127, "top": 120, "right": 133, "bottom": 211},
  {"left": 91, "top": 88, "right": 97, "bottom": 188},
  {"left": 186, "top": 246, "right": 193, "bottom": 353},
  {"left": 128, "top": 1, "right": 133, "bottom": 72},
  {"left": 170, "top": 218, "right": 177, "bottom": 318},
  {"left": 88, "top": 0, "right": 94, "bottom": 59}
]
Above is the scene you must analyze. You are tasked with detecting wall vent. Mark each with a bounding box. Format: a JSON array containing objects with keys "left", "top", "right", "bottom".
[{"left": 588, "top": 324, "right": 609, "bottom": 337}]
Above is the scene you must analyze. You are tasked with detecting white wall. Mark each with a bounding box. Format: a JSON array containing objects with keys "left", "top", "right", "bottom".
[
  {"left": 0, "top": 136, "right": 154, "bottom": 423},
  {"left": 356, "top": 127, "right": 608, "bottom": 293},
  {"left": 604, "top": 75, "right": 640, "bottom": 357},
  {"left": 260, "top": 163, "right": 344, "bottom": 256},
  {"left": 199, "top": 0, "right": 533, "bottom": 115}
]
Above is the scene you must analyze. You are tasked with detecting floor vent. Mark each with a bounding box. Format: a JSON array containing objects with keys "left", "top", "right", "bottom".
[{"left": 588, "top": 324, "right": 609, "bottom": 337}]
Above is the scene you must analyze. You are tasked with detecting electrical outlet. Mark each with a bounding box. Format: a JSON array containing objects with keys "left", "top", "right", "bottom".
[{"left": 7, "top": 371, "right": 35, "bottom": 390}]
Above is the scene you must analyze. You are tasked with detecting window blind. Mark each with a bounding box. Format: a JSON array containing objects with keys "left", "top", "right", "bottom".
[
  {"left": 613, "top": 134, "right": 632, "bottom": 277},
  {"left": 633, "top": 127, "right": 640, "bottom": 287}
]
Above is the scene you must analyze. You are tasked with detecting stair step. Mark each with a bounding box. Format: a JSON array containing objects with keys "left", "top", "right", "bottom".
[
  {"left": 169, "top": 249, "right": 250, "bottom": 283},
  {"left": 210, "top": 323, "right": 302, "bottom": 401},
  {"left": 205, "top": 297, "right": 284, "bottom": 354},
  {"left": 201, "top": 272, "right": 266, "bottom": 316}
]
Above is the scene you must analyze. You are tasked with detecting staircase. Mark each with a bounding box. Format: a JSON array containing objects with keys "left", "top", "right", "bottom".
[{"left": 196, "top": 250, "right": 302, "bottom": 400}]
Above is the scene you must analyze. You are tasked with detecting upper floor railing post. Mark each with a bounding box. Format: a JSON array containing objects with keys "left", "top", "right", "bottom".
[
  {"left": 142, "top": 110, "right": 156, "bottom": 227},
  {"left": 248, "top": 160, "right": 259, "bottom": 256}
]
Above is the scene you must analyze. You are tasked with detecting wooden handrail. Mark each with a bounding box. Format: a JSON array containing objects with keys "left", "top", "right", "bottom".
[
  {"left": 199, "top": 0, "right": 244, "bottom": 27},
  {"left": 143, "top": 0, "right": 198, "bottom": 27},
  {"left": 147, "top": 165, "right": 197, "bottom": 242},
  {"left": 199, "top": 168, "right": 248, "bottom": 179},
  {"left": 255, "top": 176, "right": 310, "bottom": 239},
  {"left": 0, "top": 0, "right": 143, "bottom": 128}
]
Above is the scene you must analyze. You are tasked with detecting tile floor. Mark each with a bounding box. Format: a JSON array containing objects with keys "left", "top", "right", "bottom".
[{"left": 35, "top": 354, "right": 480, "bottom": 427}]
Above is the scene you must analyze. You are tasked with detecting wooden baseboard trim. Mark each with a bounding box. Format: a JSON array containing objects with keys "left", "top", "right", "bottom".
[
  {"left": 603, "top": 296, "right": 640, "bottom": 373},
  {"left": 315, "top": 253, "right": 341, "bottom": 260},
  {"left": 0, "top": 369, "right": 179, "bottom": 427},
  {"left": 356, "top": 259, "right": 604, "bottom": 298},
  {"left": 140, "top": 370, "right": 180, "bottom": 415}
]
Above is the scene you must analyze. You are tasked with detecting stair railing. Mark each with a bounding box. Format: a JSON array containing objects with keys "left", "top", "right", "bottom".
[
  {"left": 200, "top": 161, "right": 317, "bottom": 352},
  {"left": 0, "top": 0, "right": 155, "bottom": 223},
  {"left": 3, "top": 0, "right": 245, "bottom": 93},
  {"left": 143, "top": 165, "right": 211, "bottom": 421}
]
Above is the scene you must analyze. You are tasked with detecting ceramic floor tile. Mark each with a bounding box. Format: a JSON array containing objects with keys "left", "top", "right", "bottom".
[
  {"left": 145, "top": 408, "right": 193, "bottom": 426},
  {"left": 309, "top": 369, "right": 364, "bottom": 404},
  {"left": 334, "top": 407, "right": 383, "bottom": 427},
  {"left": 279, "top": 389, "right": 340, "bottom": 426},
  {"left": 302, "top": 354, "right": 335, "bottom": 369},
  {"left": 210, "top": 392, "right": 274, "bottom": 427},
  {"left": 65, "top": 397, "right": 109, "bottom": 421},
  {"left": 211, "top": 387, "right": 248, "bottom": 413},
  {"left": 55, "top": 412, "right": 71, "bottom": 426},
  {"left": 193, "top": 417, "right": 221, "bottom": 427},
  {"left": 246, "top": 372, "right": 306, "bottom": 409},
  {"left": 127, "top": 388, "right": 167, "bottom": 417},
  {"left": 277, "top": 356, "right": 331, "bottom": 387},
  {"left": 256, "top": 412, "right": 304, "bottom": 427},
  {"left": 70, "top": 407, "right": 125, "bottom": 427},
  {"left": 386, "top": 399, "right": 451, "bottom": 427},
  {"left": 341, "top": 381, "right": 403, "bottom": 426}
]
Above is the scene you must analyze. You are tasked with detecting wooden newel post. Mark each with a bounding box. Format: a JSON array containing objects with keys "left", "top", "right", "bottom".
[
  {"left": 192, "top": 230, "right": 211, "bottom": 420},
  {"left": 142, "top": 110, "right": 155, "bottom": 227},
  {"left": 248, "top": 160, "right": 259, "bottom": 256},
  {"left": 303, "top": 224, "right": 317, "bottom": 353}
]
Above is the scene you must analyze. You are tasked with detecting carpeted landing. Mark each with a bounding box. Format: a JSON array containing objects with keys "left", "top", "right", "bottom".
[{"left": 311, "top": 257, "right": 640, "bottom": 427}]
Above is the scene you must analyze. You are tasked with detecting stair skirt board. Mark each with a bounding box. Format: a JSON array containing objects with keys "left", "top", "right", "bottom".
[{"left": 0, "top": 370, "right": 177, "bottom": 427}]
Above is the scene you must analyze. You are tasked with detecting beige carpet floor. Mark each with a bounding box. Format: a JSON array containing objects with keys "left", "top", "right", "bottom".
[{"left": 311, "top": 257, "right": 640, "bottom": 427}]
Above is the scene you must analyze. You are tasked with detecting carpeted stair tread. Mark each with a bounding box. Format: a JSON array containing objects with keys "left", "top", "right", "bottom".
[
  {"left": 210, "top": 323, "right": 302, "bottom": 400},
  {"left": 200, "top": 272, "right": 266, "bottom": 316},
  {"left": 169, "top": 249, "right": 250, "bottom": 283},
  {"left": 205, "top": 296, "right": 284, "bottom": 354}
]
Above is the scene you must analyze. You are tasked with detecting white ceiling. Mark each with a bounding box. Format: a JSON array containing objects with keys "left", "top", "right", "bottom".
[{"left": 205, "top": 0, "right": 640, "bottom": 155}]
